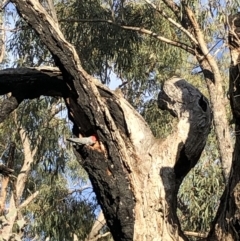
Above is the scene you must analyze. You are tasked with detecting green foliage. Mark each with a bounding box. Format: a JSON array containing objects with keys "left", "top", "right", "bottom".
[
  {"left": 141, "top": 99, "right": 176, "bottom": 138},
  {"left": 26, "top": 177, "right": 96, "bottom": 241},
  {"left": 7, "top": 19, "right": 52, "bottom": 67},
  {"left": 9, "top": 0, "right": 184, "bottom": 99},
  {"left": 57, "top": 0, "right": 185, "bottom": 108},
  {"left": 178, "top": 162, "right": 224, "bottom": 237},
  {"left": 177, "top": 130, "right": 225, "bottom": 238},
  {"left": 0, "top": 96, "right": 96, "bottom": 240}
]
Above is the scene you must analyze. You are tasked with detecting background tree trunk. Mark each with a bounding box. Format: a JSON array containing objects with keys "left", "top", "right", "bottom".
[
  {"left": 1, "top": 127, "right": 38, "bottom": 240},
  {"left": 208, "top": 13, "right": 240, "bottom": 241}
]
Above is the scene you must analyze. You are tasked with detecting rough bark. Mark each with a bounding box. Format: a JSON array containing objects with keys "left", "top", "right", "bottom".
[
  {"left": 0, "top": 67, "right": 68, "bottom": 123},
  {"left": 4, "top": 1, "right": 213, "bottom": 240},
  {"left": 208, "top": 13, "right": 240, "bottom": 241},
  {"left": 0, "top": 66, "right": 212, "bottom": 240}
]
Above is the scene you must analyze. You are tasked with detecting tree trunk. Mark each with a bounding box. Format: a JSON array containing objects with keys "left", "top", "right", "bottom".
[
  {"left": 0, "top": 3, "right": 5, "bottom": 64},
  {"left": 198, "top": 57, "right": 233, "bottom": 182},
  {"left": 184, "top": 5, "right": 233, "bottom": 182},
  {"left": 208, "top": 13, "right": 240, "bottom": 241},
  {"left": 0, "top": 68, "right": 212, "bottom": 241},
  {"left": 8, "top": 1, "right": 213, "bottom": 240},
  {"left": 1, "top": 127, "right": 38, "bottom": 240}
]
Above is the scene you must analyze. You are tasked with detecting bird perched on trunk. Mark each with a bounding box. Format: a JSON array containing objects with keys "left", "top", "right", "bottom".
[{"left": 67, "top": 135, "right": 97, "bottom": 146}]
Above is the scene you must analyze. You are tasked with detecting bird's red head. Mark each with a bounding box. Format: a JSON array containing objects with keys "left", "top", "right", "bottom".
[{"left": 91, "top": 135, "right": 98, "bottom": 142}]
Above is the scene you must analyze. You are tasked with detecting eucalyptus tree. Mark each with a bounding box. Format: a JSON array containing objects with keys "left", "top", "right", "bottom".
[
  {"left": 1, "top": 1, "right": 185, "bottom": 240},
  {"left": 0, "top": 0, "right": 240, "bottom": 241}
]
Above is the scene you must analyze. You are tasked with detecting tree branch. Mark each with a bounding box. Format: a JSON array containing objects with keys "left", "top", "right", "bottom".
[
  {"left": 0, "top": 11, "right": 5, "bottom": 64},
  {"left": 0, "top": 67, "right": 70, "bottom": 122},
  {"left": 60, "top": 18, "right": 195, "bottom": 54},
  {"left": 0, "top": 67, "right": 69, "bottom": 97},
  {"left": 161, "top": 0, "right": 180, "bottom": 16},
  {"left": 69, "top": 186, "right": 92, "bottom": 194},
  {"left": 0, "top": 66, "right": 120, "bottom": 126},
  {"left": 121, "top": 25, "right": 195, "bottom": 54},
  {"left": 144, "top": 0, "right": 198, "bottom": 45},
  {"left": 184, "top": 231, "right": 207, "bottom": 238},
  {"left": 0, "top": 143, "right": 16, "bottom": 213},
  {"left": 183, "top": 5, "right": 233, "bottom": 181},
  {"left": 87, "top": 210, "right": 106, "bottom": 241},
  {"left": 15, "top": 126, "right": 35, "bottom": 205},
  {"left": 184, "top": 6, "right": 221, "bottom": 79},
  {"left": 46, "top": 0, "right": 59, "bottom": 26},
  {"left": 0, "top": 164, "right": 14, "bottom": 175},
  {"left": 87, "top": 232, "right": 110, "bottom": 241},
  {"left": 18, "top": 191, "right": 39, "bottom": 209}
]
